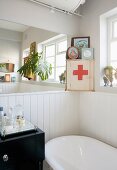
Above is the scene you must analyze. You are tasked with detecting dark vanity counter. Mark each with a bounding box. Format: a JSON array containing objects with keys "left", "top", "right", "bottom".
[{"left": 0, "top": 128, "right": 45, "bottom": 170}]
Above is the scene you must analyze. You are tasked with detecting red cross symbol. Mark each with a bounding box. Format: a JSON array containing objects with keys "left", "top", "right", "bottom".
[{"left": 73, "top": 65, "right": 88, "bottom": 80}]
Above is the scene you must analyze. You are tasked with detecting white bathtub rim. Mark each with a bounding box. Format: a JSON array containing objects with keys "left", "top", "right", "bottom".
[
  {"left": 46, "top": 135, "right": 117, "bottom": 149},
  {"left": 45, "top": 135, "right": 117, "bottom": 170}
]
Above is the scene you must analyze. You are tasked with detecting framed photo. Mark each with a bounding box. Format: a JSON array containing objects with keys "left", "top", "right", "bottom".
[
  {"left": 71, "top": 37, "right": 90, "bottom": 58},
  {"left": 66, "top": 46, "right": 79, "bottom": 59},
  {"left": 81, "top": 48, "right": 94, "bottom": 60}
]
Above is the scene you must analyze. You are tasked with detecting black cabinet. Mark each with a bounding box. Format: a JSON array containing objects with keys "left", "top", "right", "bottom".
[{"left": 0, "top": 128, "right": 45, "bottom": 170}]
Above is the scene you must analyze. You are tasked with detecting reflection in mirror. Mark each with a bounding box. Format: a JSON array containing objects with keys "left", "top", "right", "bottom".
[
  {"left": 0, "top": 19, "right": 68, "bottom": 84},
  {"left": 0, "top": 63, "right": 14, "bottom": 72}
]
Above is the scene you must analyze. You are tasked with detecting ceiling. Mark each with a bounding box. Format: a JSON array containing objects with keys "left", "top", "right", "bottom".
[
  {"left": 29, "top": 0, "right": 86, "bottom": 13},
  {"left": 0, "top": 20, "right": 29, "bottom": 32},
  {"left": 0, "top": 0, "right": 86, "bottom": 32}
]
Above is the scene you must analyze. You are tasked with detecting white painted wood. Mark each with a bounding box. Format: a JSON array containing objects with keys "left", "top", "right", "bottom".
[
  {"left": 54, "top": 93, "right": 62, "bottom": 138},
  {"left": 67, "top": 60, "right": 94, "bottom": 91},
  {"left": 0, "top": 91, "right": 80, "bottom": 143},
  {"left": 37, "top": 95, "right": 44, "bottom": 130},
  {"left": 79, "top": 92, "right": 117, "bottom": 147},
  {"left": 0, "top": 82, "right": 63, "bottom": 94},
  {"left": 30, "top": 95, "right": 38, "bottom": 126},
  {"left": 15, "top": 95, "right": 24, "bottom": 106},
  {"left": 0, "top": 96, "right": 8, "bottom": 113},
  {"left": 23, "top": 95, "right": 31, "bottom": 121},
  {"left": 8, "top": 95, "right": 16, "bottom": 110},
  {"left": 49, "top": 94, "right": 56, "bottom": 139},
  {"left": 43, "top": 94, "right": 50, "bottom": 142},
  {"left": 1, "top": 90, "right": 117, "bottom": 149},
  {"left": 1, "top": 89, "right": 117, "bottom": 149}
]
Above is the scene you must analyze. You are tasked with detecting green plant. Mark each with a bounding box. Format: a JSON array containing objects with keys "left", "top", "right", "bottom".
[
  {"left": 36, "top": 60, "right": 52, "bottom": 80},
  {"left": 17, "top": 52, "right": 52, "bottom": 80},
  {"left": 59, "top": 70, "right": 66, "bottom": 83},
  {"left": 103, "top": 66, "right": 114, "bottom": 87},
  {"left": 0, "top": 63, "right": 6, "bottom": 68}
]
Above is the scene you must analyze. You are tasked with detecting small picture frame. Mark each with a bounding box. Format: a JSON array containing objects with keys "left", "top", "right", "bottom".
[
  {"left": 71, "top": 37, "right": 90, "bottom": 58},
  {"left": 66, "top": 46, "right": 79, "bottom": 59},
  {"left": 81, "top": 48, "right": 94, "bottom": 60}
]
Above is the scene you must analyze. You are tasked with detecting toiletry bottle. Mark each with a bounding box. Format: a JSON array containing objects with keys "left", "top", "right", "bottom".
[
  {"left": 8, "top": 106, "right": 14, "bottom": 127},
  {"left": 0, "top": 107, "right": 4, "bottom": 123},
  {"left": 2, "top": 113, "right": 7, "bottom": 127}
]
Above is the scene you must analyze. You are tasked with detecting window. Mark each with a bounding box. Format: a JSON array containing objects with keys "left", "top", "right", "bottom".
[
  {"left": 100, "top": 9, "right": 117, "bottom": 90},
  {"left": 43, "top": 36, "right": 67, "bottom": 82},
  {"left": 21, "top": 48, "right": 30, "bottom": 81},
  {"left": 108, "top": 16, "right": 117, "bottom": 67},
  {"left": 21, "top": 36, "right": 67, "bottom": 83}
]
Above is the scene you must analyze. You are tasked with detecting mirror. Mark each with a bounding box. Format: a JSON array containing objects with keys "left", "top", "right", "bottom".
[{"left": 0, "top": 19, "right": 68, "bottom": 83}]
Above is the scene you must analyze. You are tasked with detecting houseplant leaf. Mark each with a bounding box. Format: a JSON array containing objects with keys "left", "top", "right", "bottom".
[{"left": 17, "top": 52, "right": 52, "bottom": 80}]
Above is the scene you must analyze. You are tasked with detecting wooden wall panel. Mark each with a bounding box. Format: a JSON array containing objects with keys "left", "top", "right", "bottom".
[{"left": 0, "top": 91, "right": 80, "bottom": 142}]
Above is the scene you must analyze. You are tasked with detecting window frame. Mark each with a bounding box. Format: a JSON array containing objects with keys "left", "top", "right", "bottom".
[
  {"left": 43, "top": 36, "right": 67, "bottom": 82},
  {"left": 108, "top": 15, "right": 117, "bottom": 66}
]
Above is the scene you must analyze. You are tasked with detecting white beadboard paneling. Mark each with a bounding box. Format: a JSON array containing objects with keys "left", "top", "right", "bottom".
[
  {"left": 37, "top": 95, "right": 44, "bottom": 130},
  {"left": 107, "top": 94, "right": 117, "bottom": 146},
  {"left": 15, "top": 95, "right": 24, "bottom": 105},
  {"left": 0, "top": 91, "right": 80, "bottom": 144},
  {"left": 2, "top": 89, "right": 117, "bottom": 148},
  {"left": 49, "top": 94, "right": 56, "bottom": 139},
  {"left": 68, "top": 92, "right": 80, "bottom": 134},
  {"left": 79, "top": 92, "right": 117, "bottom": 147},
  {"left": 8, "top": 96, "right": 16, "bottom": 116},
  {"left": 23, "top": 95, "right": 31, "bottom": 121},
  {"left": 54, "top": 93, "right": 63, "bottom": 137},
  {"left": 8, "top": 96, "right": 16, "bottom": 107},
  {"left": 0, "top": 96, "right": 8, "bottom": 113},
  {"left": 62, "top": 92, "right": 79, "bottom": 135},
  {"left": 79, "top": 92, "right": 97, "bottom": 136},
  {"left": 2, "top": 84, "right": 5, "bottom": 93},
  {"left": 43, "top": 94, "right": 50, "bottom": 142},
  {"left": 30, "top": 95, "right": 38, "bottom": 126}
]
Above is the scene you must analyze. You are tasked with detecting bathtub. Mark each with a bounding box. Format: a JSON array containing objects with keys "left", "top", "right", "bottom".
[{"left": 45, "top": 136, "right": 117, "bottom": 170}]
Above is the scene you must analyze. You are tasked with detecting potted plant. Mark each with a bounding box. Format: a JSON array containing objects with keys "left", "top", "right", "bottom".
[
  {"left": 17, "top": 52, "right": 52, "bottom": 80},
  {"left": 59, "top": 70, "right": 66, "bottom": 84},
  {"left": 103, "top": 66, "right": 114, "bottom": 87}
]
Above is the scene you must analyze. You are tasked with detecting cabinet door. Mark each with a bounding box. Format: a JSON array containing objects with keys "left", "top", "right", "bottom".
[
  {"left": 0, "top": 142, "right": 17, "bottom": 170},
  {"left": 66, "top": 60, "right": 94, "bottom": 91}
]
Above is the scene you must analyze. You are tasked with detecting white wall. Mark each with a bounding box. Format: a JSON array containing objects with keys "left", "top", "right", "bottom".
[
  {"left": 0, "top": 28, "right": 22, "bottom": 42},
  {"left": 78, "top": 0, "right": 117, "bottom": 148},
  {"left": 79, "top": 92, "right": 117, "bottom": 148},
  {"left": 22, "top": 27, "right": 58, "bottom": 50},
  {"left": 79, "top": 0, "right": 117, "bottom": 91},
  {"left": 0, "top": 0, "right": 80, "bottom": 36},
  {"left": 0, "top": 28, "right": 22, "bottom": 81}
]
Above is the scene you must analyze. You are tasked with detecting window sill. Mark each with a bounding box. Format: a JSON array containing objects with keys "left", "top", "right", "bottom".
[
  {"left": 21, "top": 80, "right": 65, "bottom": 89},
  {"left": 99, "top": 85, "right": 117, "bottom": 93},
  {"left": 39, "top": 81, "right": 65, "bottom": 89}
]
